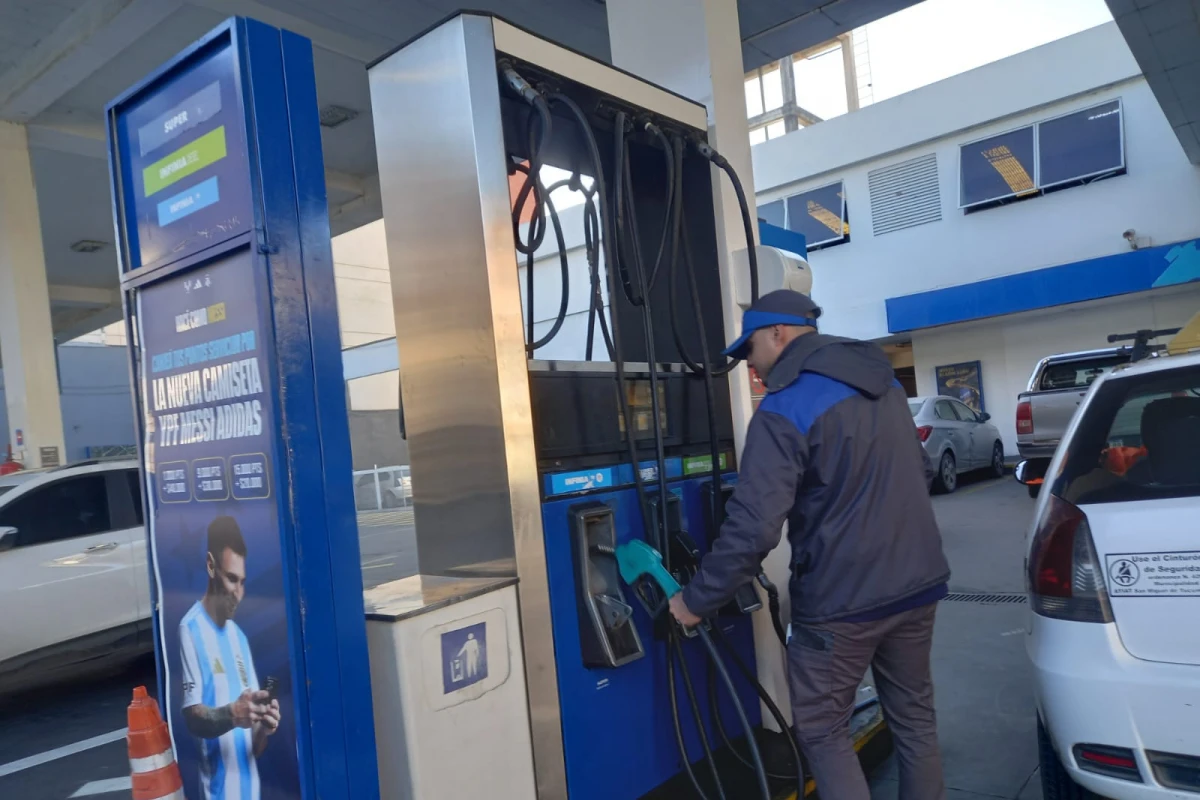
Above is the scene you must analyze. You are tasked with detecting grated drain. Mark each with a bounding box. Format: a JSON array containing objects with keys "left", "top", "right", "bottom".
[{"left": 944, "top": 592, "right": 1027, "bottom": 605}]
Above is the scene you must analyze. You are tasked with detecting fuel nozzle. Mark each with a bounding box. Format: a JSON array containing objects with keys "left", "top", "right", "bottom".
[{"left": 616, "top": 539, "right": 699, "bottom": 637}]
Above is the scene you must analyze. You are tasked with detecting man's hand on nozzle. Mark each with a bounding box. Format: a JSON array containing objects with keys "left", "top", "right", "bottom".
[
  {"left": 229, "top": 689, "right": 272, "bottom": 729},
  {"left": 669, "top": 593, "right": 702, "bottom": 627}
]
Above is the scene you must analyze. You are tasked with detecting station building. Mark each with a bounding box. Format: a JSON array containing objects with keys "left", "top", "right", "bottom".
[{"left": 752, "top": 21, "right": 1200, "bottom": 454}]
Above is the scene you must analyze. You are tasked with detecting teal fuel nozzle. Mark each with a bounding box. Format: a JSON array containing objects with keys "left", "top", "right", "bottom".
[{"left": 616, "top": 539, "right": 681, "bottom": 597}]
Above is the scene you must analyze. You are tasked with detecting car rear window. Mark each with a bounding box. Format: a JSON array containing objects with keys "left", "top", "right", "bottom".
[
  {"left": 908, "top": 401, "right": 922, "bottom": 418},
  {"left": 1038, "top": 354, "right": 1129, "bottom": 391},
  {"left": 1053, "top": 365, "right": 1200, "bottom": 505}
]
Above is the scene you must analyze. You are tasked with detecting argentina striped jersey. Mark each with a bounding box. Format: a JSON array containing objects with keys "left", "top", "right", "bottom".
[{"left": 180, "top": 601, "right": 261, "bottom": 800}]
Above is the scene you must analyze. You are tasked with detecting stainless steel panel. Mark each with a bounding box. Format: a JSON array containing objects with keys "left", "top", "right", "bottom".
[
  {"left": 492, "top": 18, "right": 710, "bottom": 131},
  {"left": 368, "top": 15, "right": 567, "bottom": 799}
]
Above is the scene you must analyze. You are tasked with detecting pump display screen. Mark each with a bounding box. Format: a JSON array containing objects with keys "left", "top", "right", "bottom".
[
  {"left": 616, "top": 380, "right": 669, "bottom": 440},
  {"left": 112, "top": 34, "right": 252, "bottom": 271}
]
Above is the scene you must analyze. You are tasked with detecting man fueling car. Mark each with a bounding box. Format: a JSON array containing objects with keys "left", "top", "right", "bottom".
[{"left": 666, "top": 289, "right": 952, "bottom": 800}]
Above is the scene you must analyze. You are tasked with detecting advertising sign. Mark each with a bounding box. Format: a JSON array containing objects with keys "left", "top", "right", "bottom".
[
  {"left": 139, "top": 250, "right": 300, "bottom": 800},
  {"left": 109, "top": 19, "right": 379, "bottom": 800},
  {"left": 935, "top": 360, "right": 985, "bottom": 414}
]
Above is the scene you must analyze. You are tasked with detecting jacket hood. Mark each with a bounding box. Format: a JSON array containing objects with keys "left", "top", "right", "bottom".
[{"left": 765, "top": 333, "right": 896, "bottom": 399}]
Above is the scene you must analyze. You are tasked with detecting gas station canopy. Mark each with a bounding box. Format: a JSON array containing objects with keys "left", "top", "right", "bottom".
[{"left": 0, "top": 0, "right": 918, "bottom": 341}]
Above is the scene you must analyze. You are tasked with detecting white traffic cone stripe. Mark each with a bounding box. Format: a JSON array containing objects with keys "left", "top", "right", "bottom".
[{"left": 130, "top": 749, "right": 175, "bottom": 773}]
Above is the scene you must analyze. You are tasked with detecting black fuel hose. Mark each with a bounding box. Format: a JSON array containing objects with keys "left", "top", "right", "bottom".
[
  {"left": 669, "top": 635, "right": 720, "bottom": 800},
  {"left": 673, "top": 634, "right": 727, "bottom": 800},
  {"left": 546, "top": 91, "right": 654, "bottom": 542},
  {"left": 709, "top": 626, "right": 805, "bottom": 792},
  {"left": 613, "top": 110, "right": 671, "bottom": 554},
  {"left": 694, "top": 140, "right": 759, "bottom": 304},
  {"left": 699, "top": 625, "right": 771, "bottom": 800},
  {"left": 502, "top": 64, "right": 551, "bottom": 257},
  {"left": 511, "top": 163, "right": 572, "bottom": 353},
  {"left": 758, "top": 573, "right": 789, "bottom": 647}
]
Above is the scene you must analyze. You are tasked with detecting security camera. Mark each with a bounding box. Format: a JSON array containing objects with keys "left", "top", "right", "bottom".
[{"left": 1123, "top": 229, "right": 1139, "bottom": 249}]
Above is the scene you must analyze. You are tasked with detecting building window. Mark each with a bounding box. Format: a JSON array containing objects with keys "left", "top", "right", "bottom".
[
  {"left": 792, "top": 44, "right": 850, "bottom": 121},
  {"left": 959, "top": 126, "right": 1037, "bottom": 209},
  {"left": 758, "top": 199, "right": 785, "bottom": 228},
  {"left": 784, "top": 181, "right": 849, "bottom": 250},
  {"left": 1038, "top": 99, "right": 1124, "bottom": 189},
  {"left": 745, "top": 66, "right": 784, "bottom": 118},
  {"left": 959, "top": 99, "right": 1124, "bottom": 211},
  {"left": 749, "top": 119, "right": 787, "bottom": 146}
]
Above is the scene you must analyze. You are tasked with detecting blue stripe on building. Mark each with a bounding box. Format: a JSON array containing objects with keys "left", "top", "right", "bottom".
[{"left": 886, "top": 237, "right": 1200, "bottom": 333}]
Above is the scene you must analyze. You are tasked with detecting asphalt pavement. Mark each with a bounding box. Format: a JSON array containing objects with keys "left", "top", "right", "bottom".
[
  {"left": 870, "top": 473, "right": 1043, "bottom": 800},
  {"left": 0, "top": 481, "right": 1042, "bottom": 799}
]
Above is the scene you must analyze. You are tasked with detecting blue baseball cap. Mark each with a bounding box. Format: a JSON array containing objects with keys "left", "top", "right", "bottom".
[{"left": 724, "top": 289, "right": 821, "bottom": 360}]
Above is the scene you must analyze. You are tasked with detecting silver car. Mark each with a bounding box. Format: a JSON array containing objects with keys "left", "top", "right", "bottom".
[{"left": 909, "top": 396, "right": 1006, "bottom": 493}]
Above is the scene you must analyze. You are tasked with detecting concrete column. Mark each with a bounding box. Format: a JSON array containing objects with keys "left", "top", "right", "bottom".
[
  {"left": 606, "top": 0, "right": 793, "bottom": 727},
  {"left": 0, "top": 121, "right": 66, "bottom": 468}
]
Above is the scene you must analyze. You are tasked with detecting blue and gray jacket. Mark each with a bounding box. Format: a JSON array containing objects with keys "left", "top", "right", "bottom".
[{"left": 681, "top": 334, "right": 950, "bottom": 624}]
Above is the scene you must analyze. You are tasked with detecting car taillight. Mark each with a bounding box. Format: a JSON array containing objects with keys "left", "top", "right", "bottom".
[
  {"left": 1016, "top": 400, "right": 1033, "bottom": 435},
  {"left": 1027, "top": 495, "right": 1112, "bottom": 623},
  {"left": 916, "top": 425, "right": 932, "bottom": 443}
]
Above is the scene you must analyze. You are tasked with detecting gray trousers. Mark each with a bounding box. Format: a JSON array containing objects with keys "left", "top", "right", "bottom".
[{"left": 788, "top": 602, "right": 945, "bottom": 800}]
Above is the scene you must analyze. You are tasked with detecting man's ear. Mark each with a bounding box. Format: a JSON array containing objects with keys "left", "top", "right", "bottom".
[{"left": 206, "top": 551, "right": 216, "bottom": 580}]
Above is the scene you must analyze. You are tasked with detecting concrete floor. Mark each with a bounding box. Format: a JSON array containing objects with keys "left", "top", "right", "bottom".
[{"left": 870, "top": 474, "right": 1043, "bottom": 800}]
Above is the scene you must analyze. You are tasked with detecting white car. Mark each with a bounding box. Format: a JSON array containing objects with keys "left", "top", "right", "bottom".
[
  {"left": 1019, "top": 348, "right": 1200, "bottom": 798},
  {"left": 0, "top": 459, "right": 151, "bottom": 692}
]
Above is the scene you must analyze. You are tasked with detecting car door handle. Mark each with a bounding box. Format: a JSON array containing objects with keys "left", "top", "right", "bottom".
[{"left": 85, "top": 542, "right": 119, "bottom": 553}]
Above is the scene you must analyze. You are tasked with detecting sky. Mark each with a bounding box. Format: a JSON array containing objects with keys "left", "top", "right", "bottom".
[{"left": 795, "top": 0, "right": 1115, "bottom": 119}]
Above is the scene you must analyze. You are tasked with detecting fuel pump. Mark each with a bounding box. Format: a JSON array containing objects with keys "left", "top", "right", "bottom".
[{"left": 368, "top": 13, "right": 883, "bottom": 800}]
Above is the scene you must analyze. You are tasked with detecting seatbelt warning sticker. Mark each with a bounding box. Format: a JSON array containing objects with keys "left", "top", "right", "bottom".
[{"left": 1105, "top": 551, "right": 1200, "bottom": 597}]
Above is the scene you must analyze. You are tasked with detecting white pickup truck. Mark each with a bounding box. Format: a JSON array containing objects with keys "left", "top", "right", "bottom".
[{"left": 1016, "top": 330, "right": 1178, "bottom": 464}]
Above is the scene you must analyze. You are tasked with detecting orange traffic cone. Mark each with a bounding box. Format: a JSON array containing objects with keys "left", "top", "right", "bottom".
[{"left": 127, "top": 686, "right": 185, "bottom": 800}]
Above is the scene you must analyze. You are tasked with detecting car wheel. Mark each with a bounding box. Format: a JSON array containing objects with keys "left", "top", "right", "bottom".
[
  {"left": 1038, "top": 718, "right": 1101, "bottom": 800},
  {"left": 990, "top": 442, "right": 1005, "bottom": 478},
  {"left": 934, "top": 451, "right": 957, "bottom": 494}
]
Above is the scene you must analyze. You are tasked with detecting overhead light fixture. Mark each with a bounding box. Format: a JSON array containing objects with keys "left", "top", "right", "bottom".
[
  {"left": 319, "top": 104, "right": 359, "bottom": 128},
  {"left": 70, "top": 239, "right": 107, "bottom": 253}
]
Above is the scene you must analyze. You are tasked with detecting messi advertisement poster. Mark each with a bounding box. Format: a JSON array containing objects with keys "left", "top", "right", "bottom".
[{"left": 136, "top": 249, "right": 301, "bottom": 800}]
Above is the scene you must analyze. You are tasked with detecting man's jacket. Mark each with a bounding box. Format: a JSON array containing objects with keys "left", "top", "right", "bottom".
[{"left": 681, "top": 334, "right": 950, "bottom": 624}]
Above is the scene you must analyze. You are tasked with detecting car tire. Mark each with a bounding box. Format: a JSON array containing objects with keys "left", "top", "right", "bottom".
[
  {"left": 933, "top": 451, "right": 957, "bottom": 494},
  {"left": 1038, "top": 718, "right": 1101, "bottom": 800},
  {"left": 990, "top": 442, "right": 1005, "bottom": 478}
]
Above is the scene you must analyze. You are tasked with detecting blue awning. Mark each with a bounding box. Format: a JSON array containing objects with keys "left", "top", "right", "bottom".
[{"left": 886, "top": 238, "right": 1200, "bottom": 333}]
